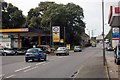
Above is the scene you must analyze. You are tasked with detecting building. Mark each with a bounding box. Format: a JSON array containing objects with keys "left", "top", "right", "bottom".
[
  {"left": 0, "top": 28, "right": 50, "bottom": 48},
  {"left": 108, "top": 1, "right": 120, "bottom": 48}
]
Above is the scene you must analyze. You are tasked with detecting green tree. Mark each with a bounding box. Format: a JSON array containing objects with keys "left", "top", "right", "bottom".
[
  {"left": 2, "top": 2, "right": 25, "bottom": 29},
  {"left": 27, "top": 2, "right": 85, "bottom": 45}
]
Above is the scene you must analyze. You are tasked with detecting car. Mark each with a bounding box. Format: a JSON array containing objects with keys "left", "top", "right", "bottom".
[
  {"left": 91, "top": 43, "right": 96, "bottom": 47},
  {"left": 25, "top": 48, "right": 47, "bottom": 62},
  {"left": 56, "top": 47, "right": 69, "bottom": 56},
  {"left": 114, "top": 44, "right": 120, "bottom": 65},
  {"left": 106, "top": 46, "right": 114, "bottom": 51},
  {"left": 16, "top": 48, "right": 27, "bottom": 55},
  {"left": 74, "top": 46, "right": 82, "bottom": 52},
  {"left": 0, "top": 47, "right": 16, "bottom": 56},
  {"left": 37, "top": 45, "right": 51, "bottom": 54}
]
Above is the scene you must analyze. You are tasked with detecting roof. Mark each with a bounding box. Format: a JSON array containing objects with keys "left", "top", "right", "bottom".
[{"left": 0, "top": 27, "right": 50, "bottom": 36}]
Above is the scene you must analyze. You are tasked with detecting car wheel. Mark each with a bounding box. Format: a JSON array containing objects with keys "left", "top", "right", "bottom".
[
  {"left": 38, "top": 58, "right": 41, "bottom": 62},
  {"left": 116, "top": 59, "right": 120, "bottom": 65},
  {"left": 44, "top": 57, "right": 47, "bottom": 61},
  {"left": 114, "top": 59, "right": 116, "bottom": 63},
  {"left": 3, "top": 53, "right": 7, "bottom": 56},
  {"left": 56, "top": 54, "right": 59, "bottom": 56},
  {"left": 25, "top": 59, "right": 28, "bottom": 62},
  {"left": 65, "top": 53, "right": 67, "bottom": 56}
]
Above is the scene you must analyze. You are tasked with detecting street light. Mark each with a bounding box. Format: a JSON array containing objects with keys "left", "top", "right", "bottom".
[
  {"left": 86, "top": 29, "right": 91, "bottom": 38},
  {"left": 102, "top": 0, "right": 106, "bottom": 66},
  {"left": 91, "top": 29, "right": 96, "bottom": 37}
]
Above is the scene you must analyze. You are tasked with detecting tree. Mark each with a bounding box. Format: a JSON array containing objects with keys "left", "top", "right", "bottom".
[
  {"left": 2, "top": 2, "right": 25, "bottom": 29},
  {"left": 27, "top": 2, "right": 86, "bottom": 46}
]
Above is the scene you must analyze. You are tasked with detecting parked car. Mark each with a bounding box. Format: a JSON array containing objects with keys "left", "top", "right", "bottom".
[
  {"left": 91, "top": 42, "right": 96, "bottom": 47},
  {"left": 25, "top": 48, "right": 47, "bottom": 62},
  {"left": 0, "top": 48, "right": 16, "bottom": 56},
  {"left": 74, "top": 46, "right": 82, "bottom": 52},
  {"left": 37, "top": 45, "right": 51, "bottom": 54},
  {"left": 56, "top": 47, "right": 69, "bottom": 56},
  {"left": 16, "top": 48, "right": 27, "bottom": 55},
  {"left": 114, "top": 44, "right": 120, "bottom": 65},
  {"left": 106, "top": 46, "right": 114, "bottom": 51}
]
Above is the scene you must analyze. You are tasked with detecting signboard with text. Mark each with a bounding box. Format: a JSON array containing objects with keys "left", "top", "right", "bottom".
[
  {"left": 112, "top": 28, "right": 119, "bottom": 40},
  {"left": 52, "top": 26, "right": 60, "bottom": 42},
  {"left": 112, "top": 27, "right": 119, "bottom": 48}
]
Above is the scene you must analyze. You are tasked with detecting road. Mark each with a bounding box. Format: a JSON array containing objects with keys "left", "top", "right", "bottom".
[{"left": 0, "top": 44, "right": 106, "bottom": 79}]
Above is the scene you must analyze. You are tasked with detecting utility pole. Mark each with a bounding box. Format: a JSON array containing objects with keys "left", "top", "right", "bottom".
[
  {"left": 64, "top": 26, "right": 66, "bottom": 46},
  {"left": 92, "top": 30, "right": 94, "bottom": 37},
  {"left": 102, "top": 0, "right": 106, "bottom": 66},
  {"left": 50, "top": 16, "right": 52, "bottom": 46}
]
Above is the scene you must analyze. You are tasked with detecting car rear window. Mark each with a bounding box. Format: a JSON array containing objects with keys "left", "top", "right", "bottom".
[
  {"left": 57, "top": 47, "right": 66, "bottom": 50},
  {"left": 27, "top": 49, "right": 39, "bottom": 53},
  {"left": 75, "top": 46, "right": 80, "bottom": 48}
]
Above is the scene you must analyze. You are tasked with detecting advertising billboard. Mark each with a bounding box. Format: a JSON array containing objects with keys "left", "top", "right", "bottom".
[
  {"left": 52, "top": 26, "right": 60, "bottom": 42},
  {"left": 112, "top": 27, "right": 119, "bottom": 48}
]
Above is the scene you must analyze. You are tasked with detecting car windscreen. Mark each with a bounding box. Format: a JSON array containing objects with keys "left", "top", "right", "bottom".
[
  {"left": 57, "top": 47, "right": 66, "bottom": 50},
  {"left": 75, "top": 46, "right": 80, "bottom": 48},
  {"left": 4, "top": 48, "right": 13, "bottom": 50},
  {"left": 27, "top": 49, "right": 39, "bottom": 53},
  {"left": 119, "top": 47, "right": 120, "bottom": 51}
]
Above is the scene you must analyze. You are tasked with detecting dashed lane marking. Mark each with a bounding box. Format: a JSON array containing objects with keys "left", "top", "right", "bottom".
[
  {"left": 43, "top": 62, "right": 49, "bottom": 65},
  {"left": 35, "top": 62, "right": 45, "bottom": 66},
  {"left": 24, "top": 66, "right": 38, "bottom": 72},
  {"left": 0, "top": 74, "right": 5, "bottom": 77},
  {"left": 14, "top": 66, "right": 31, "bottom": 72},
  {"left": 6, "top": 75, "right": 15, "bottom": 78}
]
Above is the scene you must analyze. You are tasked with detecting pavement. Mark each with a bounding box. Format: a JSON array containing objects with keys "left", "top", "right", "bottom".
[
  {"left": 75, "top": 54, "right": 108, "bottom": 79},
  {"left": 105, "top": 50, "right": 120, "bottom": 80},
  {"left": 75, "top": 46, "right": 120, "bottom": 80}
]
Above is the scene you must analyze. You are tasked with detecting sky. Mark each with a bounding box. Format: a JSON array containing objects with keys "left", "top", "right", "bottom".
[{"left": 4, "top": 0, "right": 120, "bottom": 37}]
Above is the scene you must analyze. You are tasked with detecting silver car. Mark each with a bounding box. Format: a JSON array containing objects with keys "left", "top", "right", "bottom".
[
  {"left": 74, "top": 46, "right": 82, "bottom": 52},
  {"left": 0, "top": 48, "right": 16, "bottom": 56},
  {"left": 56, "top": 47, "right": 69, "bottom": 56}
]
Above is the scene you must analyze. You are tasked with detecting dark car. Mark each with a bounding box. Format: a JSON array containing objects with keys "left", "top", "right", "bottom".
[
  {"left": 16, "top": 48, "right": 27, "bottom": 55},
  {"left": 37, "top": 45, "right": 51, "bottom": 54},
  {"left": 0, "top": 48, "right": 16, "bottom": 56},
  {"left": 114, "top": 44, "right": 120, "bottom": 65},
  {"left": 106, "top": 46, "right": 114, "bottom": 51},
  {"left": 25, "top": 48, "right": 47, "bottom": 62}
]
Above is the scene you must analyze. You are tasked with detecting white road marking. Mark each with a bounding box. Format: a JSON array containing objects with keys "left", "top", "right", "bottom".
[
  {"left": 35, "top": 62, "right": 43, "bottom": 65},
  {"left": 43, "top": 62, "right": 49, "bottom": 65},
  {"left": 0, "top": 74, "right": 5, "bottom": 77},
  {"left": 6, "top": 75, "right": 15, "bottom": 78},
  {"left": 72, "top": 65, "right": 84, "bottom": 78},
  {"left": 15, "top": 66, "right": 31, "bottom": 72},
  {"left": 24, "top": 66, "right": 38, "bottom": 72}
]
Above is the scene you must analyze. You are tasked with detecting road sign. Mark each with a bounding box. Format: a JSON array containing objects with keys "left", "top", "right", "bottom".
[
  {"left": 52, "top": 26, "right": 60, "bottom": 33},
  {"left": 52, "top": 33, "right": 60, "bottom": 42},
  {"left": 52, "top": 26, "right": 60, "bottom": 42},
  {"left": 112, "top": 28, "right": 119, "bottom": 39}
]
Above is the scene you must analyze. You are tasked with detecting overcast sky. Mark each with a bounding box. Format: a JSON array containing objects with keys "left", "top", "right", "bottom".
[{"left": 4, "top": 0, "right": 120, "bottom": 37}]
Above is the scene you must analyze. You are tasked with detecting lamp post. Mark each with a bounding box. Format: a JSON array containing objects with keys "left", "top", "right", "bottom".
[
  {"left": 50, "top": 15, "right": 52, "bottom": 46},
  {"left": 64, "top": 26, "right": 66, "bottom": 46},
  {"left": 86, "top": 29, "right": 91, "bottom": 38},
  {"left": 91, "top": 29, "right": 96, "bottom": 37},
  {"left": 102, "top": 0, "right": 106, "bottom": 66}
]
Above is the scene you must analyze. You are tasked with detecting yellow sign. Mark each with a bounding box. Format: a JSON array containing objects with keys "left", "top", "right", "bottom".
[
  {"left": 3, "top": 35, "right": 8, "bottom": 38},
  {"left": 0, "top": 28, "right": 29, "bottom": 32},
  {"left": 53, "top": 33, "right": 60, "bottom": 42},
  {"left": 60, "top": 39, "right": 64, "bottom": 43},
  {"left": 66, "top": 44, "right": 70, "bottom": 49}
]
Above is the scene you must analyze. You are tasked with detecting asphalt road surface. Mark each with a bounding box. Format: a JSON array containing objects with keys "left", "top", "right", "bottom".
[{"left": 0, "top": 44, "right": 105, "bottom": 79}]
